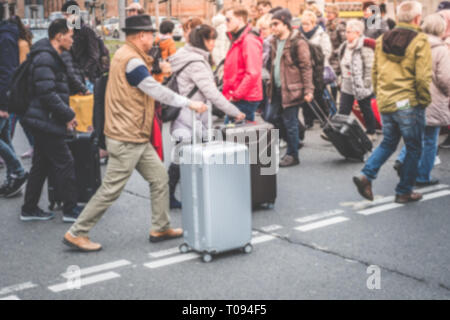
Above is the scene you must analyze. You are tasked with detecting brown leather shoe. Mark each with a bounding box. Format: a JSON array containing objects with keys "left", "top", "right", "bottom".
[
  {"left": 353, "top": 175, "right": 374, "bottom": 201},
  {"left": 149, "top": 228, "right": 183, "bottom": 243},
  {"left": 395, "top": 192, "right": 423, "bottom": 204},
  {"left": 63, "top": 232, "right": 102, "bottom": 252}
]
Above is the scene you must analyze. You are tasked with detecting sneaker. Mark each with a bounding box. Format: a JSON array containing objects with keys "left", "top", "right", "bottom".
[
  {"left": 3, "top": 173, "right": 28, "bottom": 198},
  {"left": 434, "top": 156, "right": 441, "bottom": 166},
  {"left": 279, "top": 155, "right": 300, "bottom": 168},
  {"left": 21, "top": 149, "right": 33, "bottom": 159},
  {"left": 279, "top": 140, "right": 287, "bottom": 149},
  {"left": 439, "top": 135, "right": 450, "bottom": 149},
  {"left": 21, "top": 207, "right": 55, "bottom": 221},
  {"left": 170, "top": 196, "right": 182, "bottom": 210},
  {"left": 63, "top": 205, "right": 85, "bottom": 223}
]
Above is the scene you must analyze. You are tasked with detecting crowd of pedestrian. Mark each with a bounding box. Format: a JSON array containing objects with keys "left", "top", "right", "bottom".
[{"left": 0, "top": 0, "right": 449, "bottom": 252}]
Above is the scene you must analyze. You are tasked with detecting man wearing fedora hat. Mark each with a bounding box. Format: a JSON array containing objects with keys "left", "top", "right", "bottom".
[
  {"left": 126, "top": 2, "right": 145, "bottom": 17},
  {"left": 64, "top": 15, "right": 208, "bottom": 252}
]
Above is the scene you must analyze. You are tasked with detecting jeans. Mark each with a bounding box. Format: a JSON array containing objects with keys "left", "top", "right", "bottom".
[
  {"left": 361, "top": 107, "right": 425, "bottom": 195},
  {"left": 339, "top": 92, "right": 377, "bottom": 134},
  {"left": 225, "top": 100, "right": 261, "bottom": 123},
  {"left": 272, "top": 89, "right": 300, "bottom": 159},
  {"left": 0, "top": 117, "right": 25, "bottom": 179},
  {"left": 397, "top": 126, "right": 440, "bottom": 183}
]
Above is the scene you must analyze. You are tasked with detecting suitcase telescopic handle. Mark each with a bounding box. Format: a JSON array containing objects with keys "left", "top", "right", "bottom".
[
  {"left": 307, "top": 100, "right": 337, "bottom": 130},
  {"left": 191, "top": 104, "right": 213, "bottom": 146}
]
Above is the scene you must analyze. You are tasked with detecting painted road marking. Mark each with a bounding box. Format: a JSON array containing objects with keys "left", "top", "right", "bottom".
[
  {"left": 251, "top": 234, "right": 276, "bottom": 244},
  {"left": 295, "top": 216, "right": 350, "bottom": 232},
  {"left": 149, "top": 247, "right": 181, "bottom": 258},
  {"left": 421, "top": 189, "right": 450, "bottom": 201},
  {"left": 61, "top": 260, "right": 131, "bottom": 279},
  {"left": 296, "top": 209, "right": 345, "bottom": 224},
  {"left": 260, "top": 224, "right": 283, "bottom": 232},
  {"left": 48, "top": 272, "right": 121, "bottom": 293},
  {"left": 0, "top": 282, "right": 37, "bottom": 296},
  {"left": 357, "top": 190, "right": 450, "bottom": 215},
  {"left": 144, "top": 253, "right": 200, "bottom": 269},
  {"left": 357, "top": 203, "right": 403, "bottom": 216},
  {"left": 0, "top": 295, "right": 20, "bottom": 300},
  {"left": 144, "top": 235, "right": 277, "bottom": 269}
]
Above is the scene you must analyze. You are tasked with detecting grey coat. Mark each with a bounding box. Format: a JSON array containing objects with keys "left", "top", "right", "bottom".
[
  {"left": 168, "top": 45, "right": 241, "bottom": 141},
  {"left": 339, "top": 36, "right": 374, "bottom": 101},
  {"left": 426, "top": 35, "right": 450, "bottom": 127}
]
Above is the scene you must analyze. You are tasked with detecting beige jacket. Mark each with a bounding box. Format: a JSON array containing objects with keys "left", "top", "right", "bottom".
[
  {"left": 104, "top": 42, "right": 155, "bottom": 143},
  {"left": 426, "top": 35, "right": 450, "bottom": 127}
]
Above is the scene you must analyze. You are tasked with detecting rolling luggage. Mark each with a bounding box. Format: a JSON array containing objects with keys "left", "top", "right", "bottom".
[
  {"left": 178, "top": 110, "right": 253, "bottom": 263},
  {"left": 352, "top": 98, "right": 382, "bottom": 130},
  {"left": 48, "top": 131, "right": 101, "bottom": 210},
  {"left": 217, "top": 121, "right": 278, "bottom": 209},
  {"left": 308, "top": 100, "right": 373, "bottom": 162}
]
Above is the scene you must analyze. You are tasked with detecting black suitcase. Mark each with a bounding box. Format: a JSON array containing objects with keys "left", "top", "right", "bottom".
[
  {"left": 308, "top": 101, "right": 372, "bottom": 162},
  {"left": 48, "top": 131, "right": 101, "bottom": 210},
  {"left": 217, "top": 121, "right": 278, "bottom": 209}
]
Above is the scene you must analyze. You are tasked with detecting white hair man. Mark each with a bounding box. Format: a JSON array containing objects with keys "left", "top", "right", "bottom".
[{"left": 353, "top": 1, "right": 433, "bottom": 205}]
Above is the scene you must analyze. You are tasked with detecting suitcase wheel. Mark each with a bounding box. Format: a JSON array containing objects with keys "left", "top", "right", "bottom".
[
  {"left": 243, "top": 244, "right": 253, "bottom": 254},
  {"left": 179, "top": 243, "right": 190, "bottom": 254},
  {"left": 202, "top": 253, "right": 213, "bottom": 263}
]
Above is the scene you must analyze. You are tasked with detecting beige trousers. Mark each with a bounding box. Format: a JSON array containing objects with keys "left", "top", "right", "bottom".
[{"left": 69, "top": 137, "right": 170, "bottom": 237}]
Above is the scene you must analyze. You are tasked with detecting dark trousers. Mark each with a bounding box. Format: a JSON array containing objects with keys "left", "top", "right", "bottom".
[
  {"left": 168, "top": 163, "right": 180, "bottom": 197},
  {"left": 302, "top": 88, "right": 329, "bottom": 127},
  {"left": 339, "top": 92, "right": 376, "bottom": 134},
  {"left": 22, "top": 131, "right": 77, "bottom": 214},
  {"left": 272, "top": 89, "right": 301, "bottom": 159}
]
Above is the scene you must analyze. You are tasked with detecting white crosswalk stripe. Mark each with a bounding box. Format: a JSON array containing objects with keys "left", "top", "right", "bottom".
[
  {"left": 48, "top": 272, "right": 121, "bottom": 293},
  {"left": 295, "top": 216, "right": 350, "bottom": 232}
]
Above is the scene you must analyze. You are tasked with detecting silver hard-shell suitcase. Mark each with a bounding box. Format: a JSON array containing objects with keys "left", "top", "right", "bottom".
[{"left": 178, "top": 110, "right": 253, "bottom": 263}]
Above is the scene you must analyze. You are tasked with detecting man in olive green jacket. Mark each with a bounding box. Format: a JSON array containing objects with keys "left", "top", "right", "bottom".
[{"left": 353, "top": 1, "right": 432, "bottom": 204}]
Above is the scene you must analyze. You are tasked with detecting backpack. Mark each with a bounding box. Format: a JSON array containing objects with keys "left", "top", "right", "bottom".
[
  {"left": 6, "top": 57, "right": 33, "bottom": 116},
  {"left": 290, "top": 31, "right": 325, "bottom": 92},
  {"left": 148, "top": 39, "right": 162, "bottom": 75},
  {"left": 160, "top": 60, "right": 203, "bottom": 122}
]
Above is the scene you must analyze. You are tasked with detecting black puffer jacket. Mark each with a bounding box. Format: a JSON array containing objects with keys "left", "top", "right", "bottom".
[
  {"left": 22, "top": 39, "right": 75, "bottom": 136},
  {"left": 61, "top": 51, "right": 87, "bottom": 95}
]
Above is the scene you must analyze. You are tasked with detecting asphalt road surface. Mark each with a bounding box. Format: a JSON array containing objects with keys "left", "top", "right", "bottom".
[{"left": 1, "top": 118, "right": 449, "bottom": 300}]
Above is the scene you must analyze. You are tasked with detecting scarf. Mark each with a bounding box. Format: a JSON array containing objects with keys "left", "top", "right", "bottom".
[{"left": 300, "top": 25, "right": 319, "bottom": 40}]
